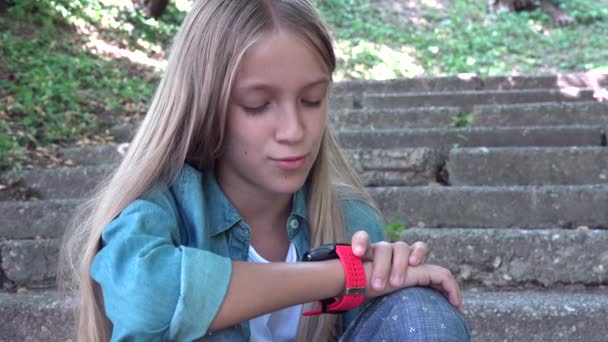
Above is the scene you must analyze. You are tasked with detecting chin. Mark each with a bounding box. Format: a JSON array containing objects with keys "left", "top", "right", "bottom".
[{"left": 267, "top": 175, "right": 308, "bottom": 195}]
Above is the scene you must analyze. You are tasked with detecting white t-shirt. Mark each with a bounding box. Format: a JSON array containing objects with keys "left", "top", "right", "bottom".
[{"left": 248, "top": 242, "right": 302, "bottom": 342}]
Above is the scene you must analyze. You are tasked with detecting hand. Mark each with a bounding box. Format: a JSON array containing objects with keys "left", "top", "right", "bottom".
[
  {"left": 350, "top": 231, "right": 428, "bottom": 292},
  {"left": 363, "top": 262, "right": 463, "bottom": 312}
]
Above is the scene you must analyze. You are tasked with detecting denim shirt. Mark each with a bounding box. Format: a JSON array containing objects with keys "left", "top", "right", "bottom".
[{"left": 90, "top": 164, "right": 385, "bottom": 341}]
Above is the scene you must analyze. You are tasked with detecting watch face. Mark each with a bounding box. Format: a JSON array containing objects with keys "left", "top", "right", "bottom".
[{"left": 303, "top": 243, "right": 349, "bottom": 261}]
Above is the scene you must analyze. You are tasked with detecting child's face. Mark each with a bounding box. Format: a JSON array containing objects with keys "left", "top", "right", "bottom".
[{"left": 217, "top": 29, "right": 329, "bottom": 198}]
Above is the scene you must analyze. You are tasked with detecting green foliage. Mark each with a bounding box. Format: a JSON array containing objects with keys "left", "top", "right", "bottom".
[
  {"left": 1, "top": 0, "right": 607, "bottom": 171},
  {"left": 0, "top": 0, "right": 169, "bottom": 171},
  {"left": 450, "top": 112, "right": 475, "bottom": 128},
  {"left": 313, "top": 0, "right": 608, "bottom": 79},
  {"left": 385, "top": 221, "right": 407, "bottom": 242}
]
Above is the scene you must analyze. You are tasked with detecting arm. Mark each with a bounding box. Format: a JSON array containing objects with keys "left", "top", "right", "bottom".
[
  {"left": 209, "top": 259, "right": 344, "bottom": 331},
  {"left": 91, "top": 195, "right": 347, "bottom": 340}
]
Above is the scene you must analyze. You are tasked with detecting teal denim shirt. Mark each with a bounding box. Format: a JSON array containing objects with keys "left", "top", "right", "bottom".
[{"left": 90, "top": 164, "right": 385, "bottom": 341}]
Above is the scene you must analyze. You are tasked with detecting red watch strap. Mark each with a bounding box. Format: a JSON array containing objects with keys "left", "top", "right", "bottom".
[{"left": 303, "top": 245, "right": 366, "bottom": 315}]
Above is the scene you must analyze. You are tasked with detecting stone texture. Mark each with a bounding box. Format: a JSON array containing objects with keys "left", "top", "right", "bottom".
[
  {"left": 331, "top": 75, "right": 564, "bottom": 95},
  {"left": 0, "top": 199, "right": 77, "bottom": 239},
  {"left": 0, "top": 291, "right": 75, "bottom": 342},
  {"left": 109, "top": 123, "right": 137, "bottom": 143},
  {"left": 473, "top": 101, "right": 608, "bottom": 127},
  {"left": 337, "top": 126, "right": 603, "bottom": 151},
  {"left": 329, "top": 107, "right": 461, "bottom": 130},
  {"left": 343, "top": 148, "right": 442, "bottom": 186},
  {"left": 62, "top": 143, "right": 120, "bottom": 166},
  {"left": 464, "top": 290, "right": 608, "bottom": 342},
  {"left": 401, "top": 228, "right": 608, "bottom": 287},
  {"left": 20, "top": 166, "right": 111, "bottom": 199},
  {"left": 448, "top": 147, "right": 608, "bottom": 186},
  {"left": 371, "top": 185, "right": 608, "bottom": 229},
  {"left": 331, "top": 89, "right": 596, "bottom": 112},
  {"left": 0, "top": 240, "right": 59, "bottom": 288},
  {"left": 1, "top": 289, "right": 607, "bottom": 342}
]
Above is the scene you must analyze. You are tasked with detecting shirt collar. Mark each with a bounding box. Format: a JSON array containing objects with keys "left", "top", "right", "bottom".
[{"left": 204, "top": 170, "right": 309, "bottom": 237}]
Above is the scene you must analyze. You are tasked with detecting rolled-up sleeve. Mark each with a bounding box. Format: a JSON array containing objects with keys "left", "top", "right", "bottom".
[
  {"left": 342, "top": 199, "right": 386, "bottom": 243},
  {"left": 90, "top": 194, "right": 232, "bottom": 341}
]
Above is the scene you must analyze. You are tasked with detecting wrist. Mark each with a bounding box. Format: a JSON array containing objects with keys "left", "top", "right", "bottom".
[{"left": 301, "top": 243, "right": 366, "bottom": 315}]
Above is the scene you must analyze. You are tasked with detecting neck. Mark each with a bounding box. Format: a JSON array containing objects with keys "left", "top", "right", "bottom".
[{"left": 216, "top": 174, "right": 293, "bottom": 233}]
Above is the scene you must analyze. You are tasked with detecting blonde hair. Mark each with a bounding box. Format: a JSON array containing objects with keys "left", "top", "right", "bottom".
[{"left": 59, "top": 1, "right": 376, "bottom": 341}]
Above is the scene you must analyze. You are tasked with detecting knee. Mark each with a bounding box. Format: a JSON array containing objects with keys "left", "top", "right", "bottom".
[
  {"left": 387, "top": 287, "right": 470, "bottom": 341},
  {"left": 353, "top": 287, "right": 470, "bottom": 342}
]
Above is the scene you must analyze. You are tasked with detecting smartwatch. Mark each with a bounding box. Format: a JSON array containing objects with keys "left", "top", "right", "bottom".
[{"left": 301, "top": 243, "right": 366, "bottom": 315}]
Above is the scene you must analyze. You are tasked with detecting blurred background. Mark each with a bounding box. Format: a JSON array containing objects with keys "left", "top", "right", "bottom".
[{"left": 0, "top": 0, "right": 606, "bottom": 175}]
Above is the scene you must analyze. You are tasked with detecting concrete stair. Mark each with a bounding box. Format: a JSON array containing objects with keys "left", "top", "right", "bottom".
[{"left": 1, "top": 75, "right": 607, "bottom": 341}]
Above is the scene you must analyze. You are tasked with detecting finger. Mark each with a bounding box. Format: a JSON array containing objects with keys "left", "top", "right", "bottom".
[
  {"left": 427, "top": 265, "right": 462, "bottom": 309},
  {"left": 412, "top": 264, "right": 461, "bottom": 309},
  {"left": 370, "top": 241, "right": 392, "bottom": 291},
  {"left": 408, "top": 241, "right": 428, "bottom": 266},
  {"left": 389, "top": 241, "right": 410, "bottom": 288},
  {"left": 350, "top": 231, "right": 370, "bottom": 258}
]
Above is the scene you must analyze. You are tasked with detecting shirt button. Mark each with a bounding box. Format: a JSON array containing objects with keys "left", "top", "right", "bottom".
[{"left": 289, "top": 218, "right": 299, "bottom": 230}]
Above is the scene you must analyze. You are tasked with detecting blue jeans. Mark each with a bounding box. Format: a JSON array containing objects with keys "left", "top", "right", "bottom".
[
  {"left": 340, "top": 287, "right": 471, "bottom": 341},
  {"left": 200, "top": 287, "right": 471, "bottom": 341}
]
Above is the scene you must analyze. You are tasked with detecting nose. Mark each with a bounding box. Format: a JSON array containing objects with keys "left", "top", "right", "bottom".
[{"left": 275, "top": 102, "right": 304, "bottom": 143}]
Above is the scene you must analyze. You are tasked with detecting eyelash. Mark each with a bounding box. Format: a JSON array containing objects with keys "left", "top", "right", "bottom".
[
  {"left": 302, "top": 99, "right": 322, "bottom": 107},
  {"left": 243, "top": 99, "right": 322, "bottom": 114},
  {"left": 243, "top": 104, "right": 269, "bottom": 113}
]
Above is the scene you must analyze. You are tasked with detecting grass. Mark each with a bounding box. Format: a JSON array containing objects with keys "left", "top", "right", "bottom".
[
  {"left": 314, "top": 0, "right": 608, "bottom": 79},
  {"left": 0, "top": 0, "right": 607, "bottom": 173}
]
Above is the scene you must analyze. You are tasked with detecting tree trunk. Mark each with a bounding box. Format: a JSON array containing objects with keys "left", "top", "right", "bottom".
[
  {"left": 139, "top": 0, "right": 169, "bottom": 19},
  {"left": 0, "top": 0, "right": 9, "bottom": 14}
]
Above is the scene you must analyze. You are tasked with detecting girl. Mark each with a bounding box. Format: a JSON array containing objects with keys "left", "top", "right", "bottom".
[{"left": 60, "top": 0, "right": 471, "bottom": 341}]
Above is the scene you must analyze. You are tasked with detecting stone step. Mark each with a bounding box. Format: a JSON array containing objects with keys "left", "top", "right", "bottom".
[
  {"left": 330, "top": 89, "right": 596, "bottom": 112},
  {"left": 7, "top": 148, "right": 442, "bottom": 200},
  {"left": 0, "top": 290, "right": 75, "bottom": 342},
  {"left": 1, "top": 239, "right": 59, "bottom": 289},
  {"left": 465, "top": 290, "right": 608, "bottom": 342},
  {"left": 14, "top": 166, "right": 111, "bottom": 199},
  {"left": 75, "top": 124, "right": 608, "bottom": 166},
  {"left": 61, "top": 143, "right": 120, "bottom": 166},
  {"left": 371, "top": 185, "right": 608, "bottom": 229},
  {"left": 345, "top": 148, "right": 442, "bottom": 186},
  {"left": 330, "top": 101, "right": 608, "bottom": 130},
  {"left": 109, "top": 123, "right": 138, "bottom": 143},
  {"left": 330, "top": 106, "right": 462, "bottom": 130},
  {"left": 0, "top": 199, "right": 77, "bottom": 239},
  {"left": 448, "top": 147, "right": 608, "bottom": 186},
  {"left": 400, "top": 228, "right": 607, "bottom": 288},
  {"left": 337, "top": 126, "right": 604, "bottom": 151},
  {"left": 108, "top": 96, "right": 606, "bottom": 144},
  {"left": 331, "top": 74, "right": 595, "bottom": 94},
  {"left": 0, "top": 289, "right": 606, "bottom": 341},
  {"left": 473, "top": 101, "right": 608, "bottom": 127},
  {"left": 4, "top": 228, "right": 605, "bottom": 290},
  {"left": 3, "top": 184, "right": 608, "bottom": 240}
]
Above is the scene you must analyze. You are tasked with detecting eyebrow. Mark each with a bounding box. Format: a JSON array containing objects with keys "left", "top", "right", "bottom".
[{"left": 235, "top": 78, "right": 330, "bottom": 92}]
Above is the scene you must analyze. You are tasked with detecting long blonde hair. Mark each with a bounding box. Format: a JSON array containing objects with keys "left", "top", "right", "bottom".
[{"left": 59, "top": 1, "right": 376, "bottom": 341}]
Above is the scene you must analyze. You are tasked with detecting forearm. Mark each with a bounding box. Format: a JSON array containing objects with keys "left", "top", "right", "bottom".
[{"left": 208, "top": 259, "right": 344, "bottom": 331}]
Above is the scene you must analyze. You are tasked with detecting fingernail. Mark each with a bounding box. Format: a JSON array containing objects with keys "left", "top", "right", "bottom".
[
  {"left": 373, "top": 278, "right": 384, "bottom": 290},
  {"left": 354, "top": 246, "right": 364, "bottom": 255},
  {"left": 390, "top": 275, "right": 401, "bottom": 286}
]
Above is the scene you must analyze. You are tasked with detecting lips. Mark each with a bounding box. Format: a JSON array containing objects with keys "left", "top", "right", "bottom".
[{"left": 271, "top": 154, "right": 308, "bottom": 170}]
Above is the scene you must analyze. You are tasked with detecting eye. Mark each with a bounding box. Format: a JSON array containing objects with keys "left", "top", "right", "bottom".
[
  {"left": 302, "top": 99, "right": 322, "bottom": 107},
  {"left": 242, "top": 103, "right": 269, "bottom": 113}
]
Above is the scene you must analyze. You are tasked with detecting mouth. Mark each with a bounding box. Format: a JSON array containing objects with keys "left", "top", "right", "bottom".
[
  {"left": 270, "top": 154, "right": 308, "bottom": 170},
  {"left": 273, "top": 155, "right": 307, "bottom": 162}
]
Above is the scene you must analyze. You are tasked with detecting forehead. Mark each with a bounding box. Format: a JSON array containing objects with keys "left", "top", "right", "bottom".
[{"left": 233, "top": 30, "right": 329, "bottom": 91}]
